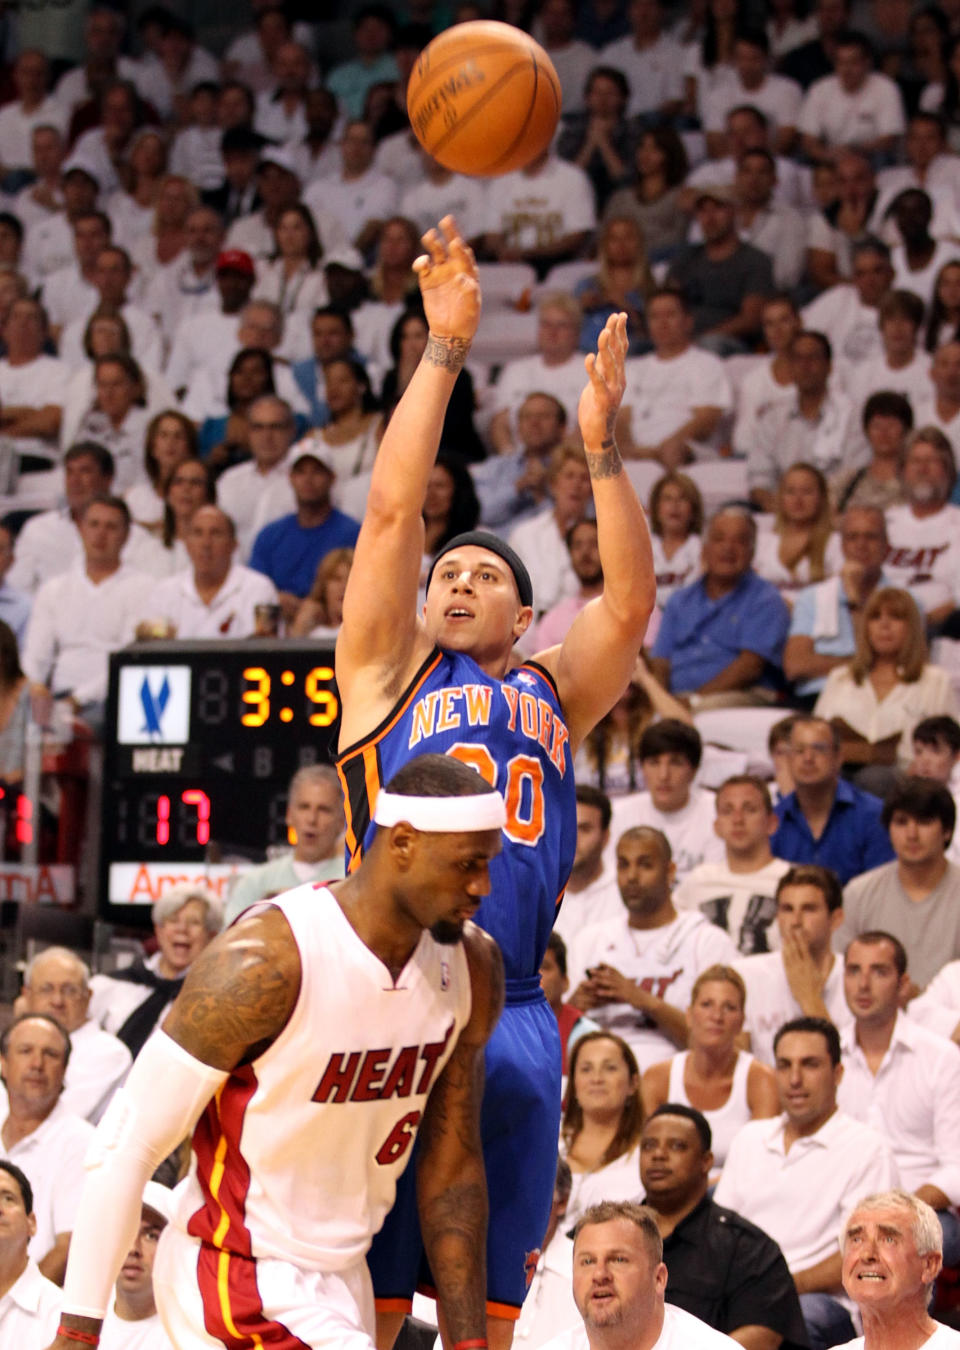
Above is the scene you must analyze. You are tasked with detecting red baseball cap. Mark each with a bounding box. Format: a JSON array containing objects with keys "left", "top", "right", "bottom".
[{"left": 215, "top": 250, "right": 255, "bottom": 277}]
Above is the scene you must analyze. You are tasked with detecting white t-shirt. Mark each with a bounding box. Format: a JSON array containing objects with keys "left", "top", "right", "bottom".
[
  {"left": 484, "top": 158, "right": 596, "bottom": 246},
  {"left": 651, "top": 534, "right": 701, "bottom": 609},
  {"left": 100, "top": 1308, "right": 174, "bottom": 1350},
  {"left": 732, "top": 359, "right": 796, "bottom": 458},
  {"left": 883, "top": 502, "right": 960, "bottom": 612},
  {"left": 674, "top": 857, "right": 791, "bottom": 955},
  {"left": 600, "top": 33, "right": 686, "bottom": 116},
  {"left": 608, "top": 787, "right": 726, "bottom": 882},
  {"left": 703, "top": 72, "right": 802, "bottom": 138},
  {"left": 553, "top": 862, "right": 624, "bottom": 949},
  {"left": 797, "top": 71, "right": 906, "bottom": 148},
  {"left": 567, "top": 910, "right": 738, "bottom": 1069},
  {"left": 892, "top": 239, "right": 960, "bottom": 310},
  {"left": 493, "top": 352, "right": 586, "bottom": 430},
  {"left": 0, "top": 96, "right": 66, "bottom": 169},
  {"left": 801, "top": 286, "right": 883, "bottom": 364},
  {"left": 910, "top": 959, "right": 960, "bottom": 1039},
  {"left": 734, "top": 950, "right": 850, "bottom": 1066},
  {"left": 304, "top": 169, "right": 399, "bottom": 244},
  {"left": 541, "top": 1300, "right": 737, "bottom": 1350},
  {"left": 623, "top": 347, "right": 732, "bottom": 454},
  {"left": 508, "top": 509, "right": 580, "bottom": 618},
  {"left": 564, "top": 1146, "right": 642, "bottom": 1226},
  {"left": 39, "top": 263, "right": 98, "bottom": 330},
  {"left": 400, "top": 174, "right": 488, "bottom": 238},
  {"left": 836, "top": 1330, "right": 960, "bottom": 1350},
  {"left": 163, "top": 310, "right": 240, "bottom": 395},
  {"left": 0, "top": 354, "right": 71, "bottom": 470},
  {"left": 752, "top": 530, "right": 843, "bottom": 597},
  {"left": 837, "top": 349, "right": 931, "bottom": 427}
]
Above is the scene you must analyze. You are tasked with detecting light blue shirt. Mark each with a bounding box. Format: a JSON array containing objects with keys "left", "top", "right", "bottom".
[{"left": 0, "top": 580, "right": 31, "bottom": 648}]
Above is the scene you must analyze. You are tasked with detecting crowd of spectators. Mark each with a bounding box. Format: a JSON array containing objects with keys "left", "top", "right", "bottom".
[{"left": 7, "top": 0, "right": 960, "bottom": 1346}]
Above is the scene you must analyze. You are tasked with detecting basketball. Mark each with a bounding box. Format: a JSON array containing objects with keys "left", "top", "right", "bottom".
[{"left": 407, "top": 21, "right": 562, "bottom": 178}]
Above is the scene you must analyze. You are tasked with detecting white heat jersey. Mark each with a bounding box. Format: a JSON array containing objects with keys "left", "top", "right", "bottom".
[{"left": 172, "top": 883, "right": 472, "bottom": 1271}]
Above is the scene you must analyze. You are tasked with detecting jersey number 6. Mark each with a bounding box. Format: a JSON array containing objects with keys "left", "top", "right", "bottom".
[
  {"left": 446, "top": 743, "right": 545, "bottom": 846},
  {"left": 376, "top": 1110, "right": 421, "bottom": 1166}
]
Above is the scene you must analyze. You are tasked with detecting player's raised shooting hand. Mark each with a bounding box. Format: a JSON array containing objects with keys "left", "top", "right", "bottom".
[
  {"left": 578, "top": 312, "right": 628, "bottom": 450},
  {"left": 415, "top": 215, "right": 481, "bottom": 348}
]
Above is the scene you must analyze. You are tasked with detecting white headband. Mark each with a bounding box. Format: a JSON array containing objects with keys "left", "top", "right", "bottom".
[{"left": 373, "top": 789, "right": 507, "bottom": 832}]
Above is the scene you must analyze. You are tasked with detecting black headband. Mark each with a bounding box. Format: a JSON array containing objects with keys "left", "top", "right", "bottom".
[{"left": 426, "top": 531, "right": 534, "bottom": 609}]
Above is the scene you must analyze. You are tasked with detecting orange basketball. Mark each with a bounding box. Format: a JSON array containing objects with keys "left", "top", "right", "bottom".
[{"left": 407, "top": 21, "right": 562, "bottom": 178}]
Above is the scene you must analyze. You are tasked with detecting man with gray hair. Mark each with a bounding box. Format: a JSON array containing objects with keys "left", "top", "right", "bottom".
[
  {"left": 225, "top": 765, "right": 346, "bottom": 923},
  {"left": 650, "top": 508, "right": 790, "bottom": 704},
  {"left": 882, "top": 427, "right": 960, "bottom": 624},
  {"left": 838, "top": 1191, "right": 960, "bottom": 1349},
  {"left": 539, "top": 1199, "right": 737, "bottom": 1350},
  {"left": 17, "top": 946, "right": 130, "bottom": 1122},
  {"left": 88, "top": 883, "right": 223, "bottom": 1056}
]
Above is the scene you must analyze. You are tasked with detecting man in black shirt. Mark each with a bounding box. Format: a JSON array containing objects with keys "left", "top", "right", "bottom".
[{"left": 641, "top": 1104, "right": 809, "bottom": 1350}]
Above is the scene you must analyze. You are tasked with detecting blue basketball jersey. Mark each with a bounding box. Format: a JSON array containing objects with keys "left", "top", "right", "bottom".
[{"left": 337, "top": 646, "right": 577, "bottom": 981}]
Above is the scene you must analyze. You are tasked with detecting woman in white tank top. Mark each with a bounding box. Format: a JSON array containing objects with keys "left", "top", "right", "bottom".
[
  {"left": 560, "top": 1032, "right": 644, "bottom": 1226},
  {"left": 640, "top": 965, "right": 779, "bottom": 1174}
]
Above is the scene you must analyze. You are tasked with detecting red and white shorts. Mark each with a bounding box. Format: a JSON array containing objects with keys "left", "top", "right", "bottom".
[{"left": 153, "top": 1225, "right": 377, "bottom": 1349}]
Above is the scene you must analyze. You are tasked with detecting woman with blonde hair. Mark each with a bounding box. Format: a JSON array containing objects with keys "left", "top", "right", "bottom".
[
  {"left": 648, "top": 472, "right": 703, "bottom": 608},
  {"left": 290, "top": 547, "right": 354, "bottom": 638},
  {"left": 814, "top": 587, "right": 957, "bottom": 777},
  {"left": 641, "top": 965, "right": 778, "bottom": 1171},
  {"left": 560, "top": 1031, "right": 644, "bottom": 1225},
  {"left": 575, "top": 216, "right": 652, "bottom": 354},
  {"left": 753, "top": 462, "right": 841, "bottom": 600}
]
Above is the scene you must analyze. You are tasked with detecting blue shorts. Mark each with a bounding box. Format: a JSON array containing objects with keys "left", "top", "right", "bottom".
[{"left": 367, "top": 979, "right": 561, "bottom": 1319}]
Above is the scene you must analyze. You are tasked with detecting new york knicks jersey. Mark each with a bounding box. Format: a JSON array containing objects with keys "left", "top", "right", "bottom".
[
  {"left": 338, "top": 647, "right": 577, "bottom": 982},
  {"left": 174, "top": 883, "right": 471, "bottom": 1270}
]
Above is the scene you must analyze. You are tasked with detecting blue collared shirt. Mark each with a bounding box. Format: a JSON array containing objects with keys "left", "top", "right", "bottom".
[
  {"left": 652, "top": 569, "right": 790, "bottom": 693},
  {"left": 771, "top": 777, "right": 895, "bottom": 884}
]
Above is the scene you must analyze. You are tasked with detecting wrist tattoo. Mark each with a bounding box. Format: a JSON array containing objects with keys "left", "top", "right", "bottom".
[
  {"left": 425, "top": 335, "right": 470, "bottom": 373},
  {"left": 586, "top": 441, "right": 623, "bottom": 480}
]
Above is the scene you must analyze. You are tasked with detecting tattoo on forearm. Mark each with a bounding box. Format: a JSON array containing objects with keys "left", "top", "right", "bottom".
[
  {"left": 586, "top": 440, "right": 623, "bottom": 480},
  {"left": 425, "top": 335, "right": 470, "bottom": 373},
  {"left": 420, "top": 1180, "right": 488, "bottom": 1339}
]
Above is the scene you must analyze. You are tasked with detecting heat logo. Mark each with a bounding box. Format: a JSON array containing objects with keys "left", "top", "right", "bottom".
[{"left": 118, "top": 666, "right": 192, "bottom": 745}]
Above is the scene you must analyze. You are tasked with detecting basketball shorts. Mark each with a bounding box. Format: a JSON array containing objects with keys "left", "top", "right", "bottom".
[
  {"left": 368, "top": 980, "right": 562, "bottom": 1319},
  {"left": 153, "top": 1223, "right": 377, "bottom": 1350}
]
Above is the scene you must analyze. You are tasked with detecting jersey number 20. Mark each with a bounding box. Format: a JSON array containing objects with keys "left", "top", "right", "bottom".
[{"left": 446, "top": 743, "right": 545, "bottom": 845}]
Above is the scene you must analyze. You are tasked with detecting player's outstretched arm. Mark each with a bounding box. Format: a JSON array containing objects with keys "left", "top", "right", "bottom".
[
  {"left": 336, "top": 216, "right": 481, "bottom": 710},
  {"left": 534, "top": 313, "right": 655, "bottom": 753},
  {"left": 417, "top": 926, "right": 504, "bottom": 1347},
  {"left": 47, "top": 910, "right": 302, "bottom": 1350}
]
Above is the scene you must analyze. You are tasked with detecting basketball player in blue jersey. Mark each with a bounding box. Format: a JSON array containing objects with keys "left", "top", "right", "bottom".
[
  {"left": 49, "top": 754, "right": 505, "bottom": 1350},
  {"left": 335, "top": 215, "right": 655, "bottom": 1350}
]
